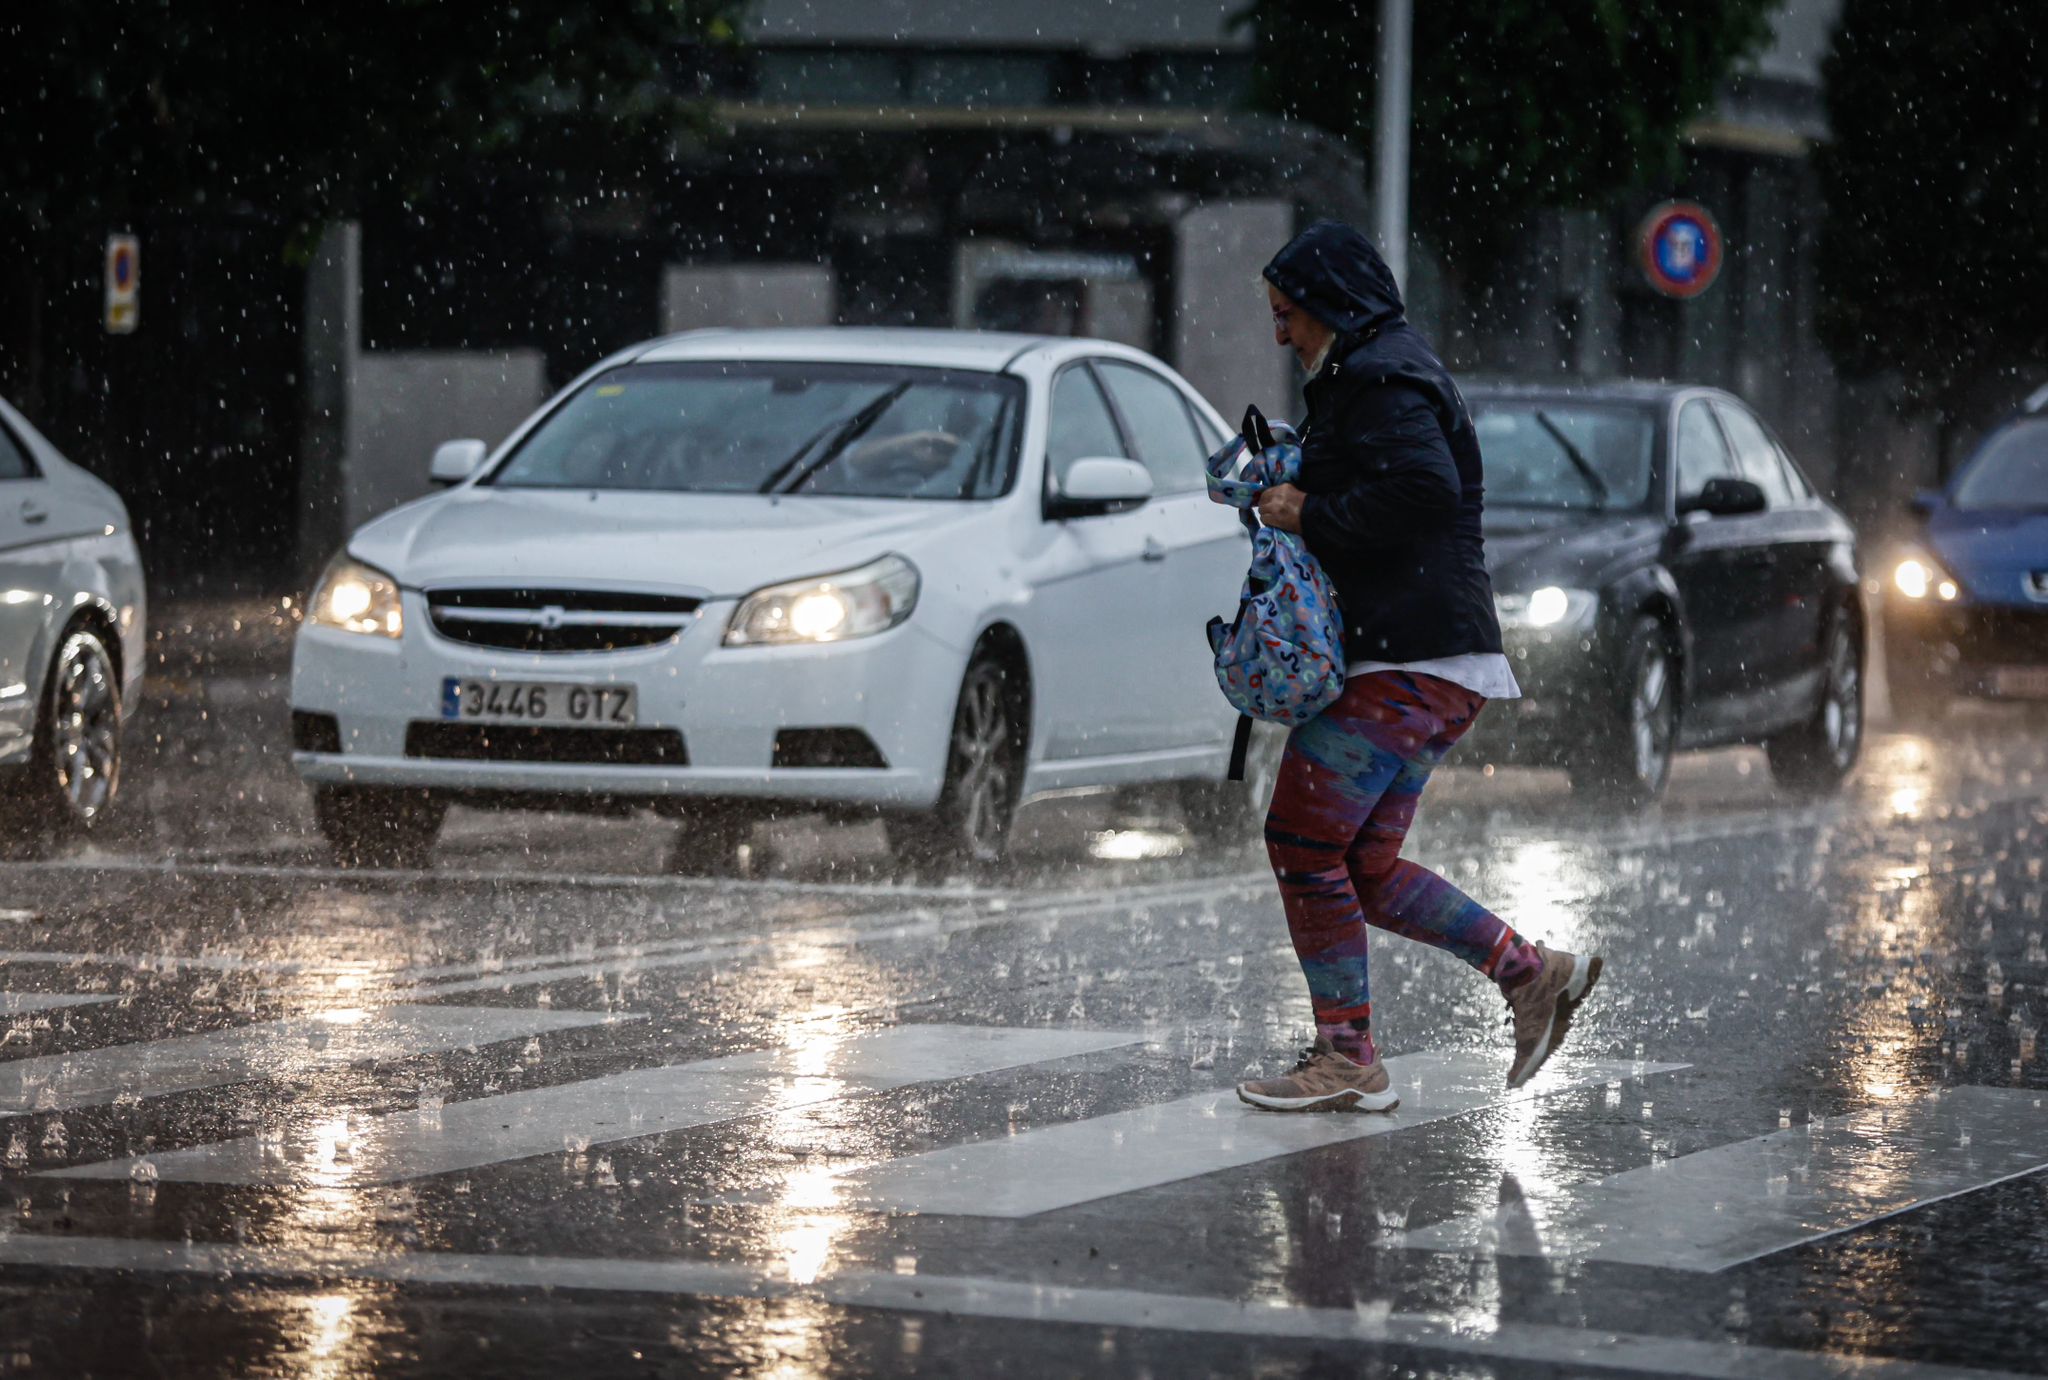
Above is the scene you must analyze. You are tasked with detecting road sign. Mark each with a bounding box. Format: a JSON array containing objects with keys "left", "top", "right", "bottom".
[
  {"left": 1637, "top": 201, "right": 1722, "bottom": 299},
  {"left": 104, "top": 234, "right": 140, "bottom": 334}
]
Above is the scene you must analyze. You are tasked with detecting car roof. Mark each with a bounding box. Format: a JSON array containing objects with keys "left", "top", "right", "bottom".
[
  {"left": 629, "top": 327, "right": 1073, "bottom": 372},
  {"left": 1462, "top": 377, "right": 1695, "bottom": 405}
]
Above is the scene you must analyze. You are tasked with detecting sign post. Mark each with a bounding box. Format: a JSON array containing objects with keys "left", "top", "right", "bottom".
[
  {"left": 104, "top": 234, "right": 140, "bottom": 334},
  {"left": 1636, "top": 202, "right": 1722, "bottom": 300}
]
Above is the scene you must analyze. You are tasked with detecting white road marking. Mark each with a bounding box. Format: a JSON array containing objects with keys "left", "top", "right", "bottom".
[
  {"left": 0, "top": 1234, "right": 2020, "bottom": 1379},
  {"left": 0, "top": 949, "right": 364, "bottom": 976},
  {"left": 807, "top": 1053, "right": 1687, "bottom": 1218},
  {"left": 1398, "top": 1084, "right": 2048, "bottom": 1272},
  {"left": 0, "top": 992, "right": 115, "bottom": 1014},
  {"left": 0, "top": 1005, "right": 628, "bottom": 1116},
  {"left": 50, "top": 1024, "right": 1141, "bottom": 1186},
  {"left": 402, "top": 878, "right": 1263, "bottom": 997}
]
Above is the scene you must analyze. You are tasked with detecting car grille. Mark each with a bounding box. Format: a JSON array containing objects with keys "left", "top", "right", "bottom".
[
  {"left": 405, "top": 723, "right": 688, "bottom": 766},
  {"left": 426, "top": 587, "right": 702, "bottom": 654}
]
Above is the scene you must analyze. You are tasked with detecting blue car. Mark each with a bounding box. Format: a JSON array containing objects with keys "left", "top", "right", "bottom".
[{"left": 1885, "top": 392, "right": 2048, "bottom": 713}]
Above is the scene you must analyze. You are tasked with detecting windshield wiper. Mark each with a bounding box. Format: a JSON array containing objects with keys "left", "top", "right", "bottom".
[
  {"left": 758, "top": 382, "right": 914, "bottom": 495},
  {"left": 1532, "top": 411, "right": 1609, "bottom": 509}
]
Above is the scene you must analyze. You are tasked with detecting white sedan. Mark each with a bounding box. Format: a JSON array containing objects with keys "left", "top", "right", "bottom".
[
  {"left": 0, "top": 397, "right": 147, "bottom": 844},
  {"left": 289, "top": 328, "right": 1268, "bottom": 869}
]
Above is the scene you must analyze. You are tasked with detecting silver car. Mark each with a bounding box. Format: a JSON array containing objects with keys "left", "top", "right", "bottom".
[{"left": 0, "top": 397, "right": 147, "bottom": 842}]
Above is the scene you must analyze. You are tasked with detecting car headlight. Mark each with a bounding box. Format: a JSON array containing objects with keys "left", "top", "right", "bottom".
[
  {"left": 309, "top": 554, "right": 404, "bottom": 638},
  {"left": 1892, "top": 553, "right": 1958, "bottom": 602},
  {"left": 724, "top": 554, "right": 920, "bottom": 647},
  {"left": 1496, "top": 585, "right": 1597, "bottom": 630}
]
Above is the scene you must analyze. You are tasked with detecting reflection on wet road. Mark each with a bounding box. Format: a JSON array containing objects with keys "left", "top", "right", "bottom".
[{"left": 1, "top": 694, "right": 2046, "bottom": 1377}]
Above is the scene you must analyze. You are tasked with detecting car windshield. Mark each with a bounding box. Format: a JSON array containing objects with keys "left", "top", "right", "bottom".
[
  {"left": 1953, "top": 420, "right": 2048, "bottom": 512},
  {"left": 1471, "top": 401, "right": 1656, "bottom": 513},
  {"left": 488, "top": 361, "right": 1025, "bottom": 500}
]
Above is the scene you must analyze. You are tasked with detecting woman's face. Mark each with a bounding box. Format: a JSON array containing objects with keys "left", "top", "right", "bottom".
[{"left": 1268, "top": 284, "right": 1334, "bottom": 373}]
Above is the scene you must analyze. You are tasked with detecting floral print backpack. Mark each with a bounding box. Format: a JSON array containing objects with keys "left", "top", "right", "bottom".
[{"left": 1204, "top": 407, "right": 1348, "bottom": 743}]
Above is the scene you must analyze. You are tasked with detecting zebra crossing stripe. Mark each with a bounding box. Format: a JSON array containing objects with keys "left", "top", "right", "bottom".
[
  {"left": 1, "top": 993, "right": 114, "bottom": 1015},
  {"left": 2, "top": 1005, "right": 625, "bottom": 1116},
  {"left": 49, "top": 1023, "right": 1140, "bottom": 1187},
  {"left": 811, "top": 1052, "right": 1687, "bottom": 1218},
  {"left": 1396, "top": 1084, "right": 2048, "bottom": 1272},
  {"left": 0, "top": 1235, "right": 2020, "bottom": 1378}
]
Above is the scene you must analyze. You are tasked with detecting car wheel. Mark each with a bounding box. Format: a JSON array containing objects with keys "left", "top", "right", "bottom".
[
  {"left": 890, "top": 653, "right": 1024, "bottom": 875},
  {"left": 0, "top": 626, "right": 124, "bottom": 854},
  {"left": 313, "top": 785, "right": 446, "bottom": 868},
  {"left": 1570, "top": 615, "right": 1677, "bottom": 808},
  {"left": 1768, "top": 606, "right": 1865, "bottom": 794},
  {"left": 1178, "top": 721, "right": 1287, "bottom": 848}
]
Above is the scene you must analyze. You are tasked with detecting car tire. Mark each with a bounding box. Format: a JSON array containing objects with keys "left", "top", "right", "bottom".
[
  {"left": 1570, "top": 614, "right": 1677, "bottom": 808},
  {"left": 665, "top": 808, "right": 758, "bottom": 877},
  {"left": 889, "top": 652, "right": 1025, "bottom": 875},
  {"left": 313, "top": 785, "right": 446, "bottom": 868},
  {"left": 1767, "top": 605, "right": 1865, "bottom": 795},
  {"left": 0, "top": 625, "right": 124, "bottom": 855},
  {"left": 1179, "top": 720, "right": 1287, "bottom": 849}
]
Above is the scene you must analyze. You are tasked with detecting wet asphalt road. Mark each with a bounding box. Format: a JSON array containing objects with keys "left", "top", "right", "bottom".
[{"left": 1, "top": 603, "right": 2046, "bottom": 1378}]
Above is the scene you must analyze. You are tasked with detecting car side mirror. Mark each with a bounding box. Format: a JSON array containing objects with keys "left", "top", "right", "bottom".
[
  {"left": 1908, "top": 488, "right": 1942, "bottom": 516},
  {"left": 1677, "top": 476, "right": 1766, "bottom": 519},
  {"left": 430, "top": 439, "right": 489, "bottom": 486},
  {"left": 1048, "top": 456, "right": 1153, "bottom": 518}
]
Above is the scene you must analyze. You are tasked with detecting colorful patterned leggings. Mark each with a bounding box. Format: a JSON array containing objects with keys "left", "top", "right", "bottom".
[{"left": 1265, "top": 671, "right": 1538, "bottom": 1057}]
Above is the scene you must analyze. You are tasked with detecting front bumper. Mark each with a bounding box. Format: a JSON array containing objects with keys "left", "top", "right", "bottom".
[
  {"left": 1455, "top": 625, "right": 1613, "bottom": 767},
  {"left": 1884, "top": 597, "right": 2048, "bottom": 699},
  {"left": 288, "top": 591, "right": 961, "bottom": 809}
]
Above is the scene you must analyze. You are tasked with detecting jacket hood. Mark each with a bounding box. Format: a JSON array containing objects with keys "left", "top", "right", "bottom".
[{"left": 1262, "top": 220, "right": 1405, "bottom": 337}]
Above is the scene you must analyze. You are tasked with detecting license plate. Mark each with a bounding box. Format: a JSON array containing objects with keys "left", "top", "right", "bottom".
[
  {"left": 440, "top": 678, "right": 637, "bottom": 726},
  {"left": 1989, "top": 666, "right": 2048, "bottom": 699}
]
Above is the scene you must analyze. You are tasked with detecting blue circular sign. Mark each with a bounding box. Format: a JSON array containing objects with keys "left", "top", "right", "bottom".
[{"left": 1638, "top": 202, "right": 1723, "bottom": 299}]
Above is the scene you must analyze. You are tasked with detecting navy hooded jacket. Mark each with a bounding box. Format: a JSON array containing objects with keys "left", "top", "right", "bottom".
[{"left": 1262, "top": 220, "right": 1503, "bottom": 665}]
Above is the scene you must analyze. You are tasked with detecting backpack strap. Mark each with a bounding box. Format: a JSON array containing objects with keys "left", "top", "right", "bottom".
[{"left": 1226, "top": 713, "right": 1254, "bottom": 783}]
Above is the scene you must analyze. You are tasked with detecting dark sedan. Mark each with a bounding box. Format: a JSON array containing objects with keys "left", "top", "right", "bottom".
[
  {"left": 1884, "top": 395, "right": 2048, "bottom": 714},
  {"left": 1458, "top": 381, "right": 1864, "bottom": 804}
]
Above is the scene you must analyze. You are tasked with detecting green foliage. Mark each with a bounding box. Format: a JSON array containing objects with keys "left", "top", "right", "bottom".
[
  {"left": 0, "top": 1, "right": 745, "bottom": 239},
  {"left": 1236, "top": 0, "right": 1779, "bottom": 267},
  {"left": 1815, "top": 0, "right": 2048, "bottom": 412}
]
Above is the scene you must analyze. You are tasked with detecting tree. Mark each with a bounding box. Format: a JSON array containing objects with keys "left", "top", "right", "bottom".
[
  {"left": 1235, "top": 1, "right": 1779, "bottom": 272},
  {"left": 0, "top": 0, "right": 744, "bottom": 245},
  {"left": 1814, "top": 0, "right": 2048, "bottom": 446}
]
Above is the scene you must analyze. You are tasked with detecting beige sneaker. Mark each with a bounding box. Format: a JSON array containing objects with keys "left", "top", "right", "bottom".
[
  {"left": 1503, "top": 943, "right": 1603, "bottom": 1088},
  {"left": 1237, "top": 1038, "right": 1400, "bottom": 1113}
]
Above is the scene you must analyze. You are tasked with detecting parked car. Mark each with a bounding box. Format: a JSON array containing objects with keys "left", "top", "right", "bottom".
[
  {"left": 0, "top": 396, "right": 147, "bottom": 844},
  {"left": 1458, "top": 380, "right": 1864, "bottom": 804},
  {"left": 289, "top": 328, "right": 1269, "bottom": 869},
  {"left": 1885, "top": 390, "right": 2048, "bottom": 715}
]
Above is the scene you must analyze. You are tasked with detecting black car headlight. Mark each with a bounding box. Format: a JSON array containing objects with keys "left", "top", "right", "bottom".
[{"left": 1496, "top": 585, "right": 1598, "bottom": 631}]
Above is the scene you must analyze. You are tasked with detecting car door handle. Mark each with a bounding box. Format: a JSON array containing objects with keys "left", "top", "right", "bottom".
[
  {"left": 1142, "top": 538, "right": 1169, "bottom": 563},
  {"left": 19, "top": 501, "right": 46, "bottom": 525}
]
